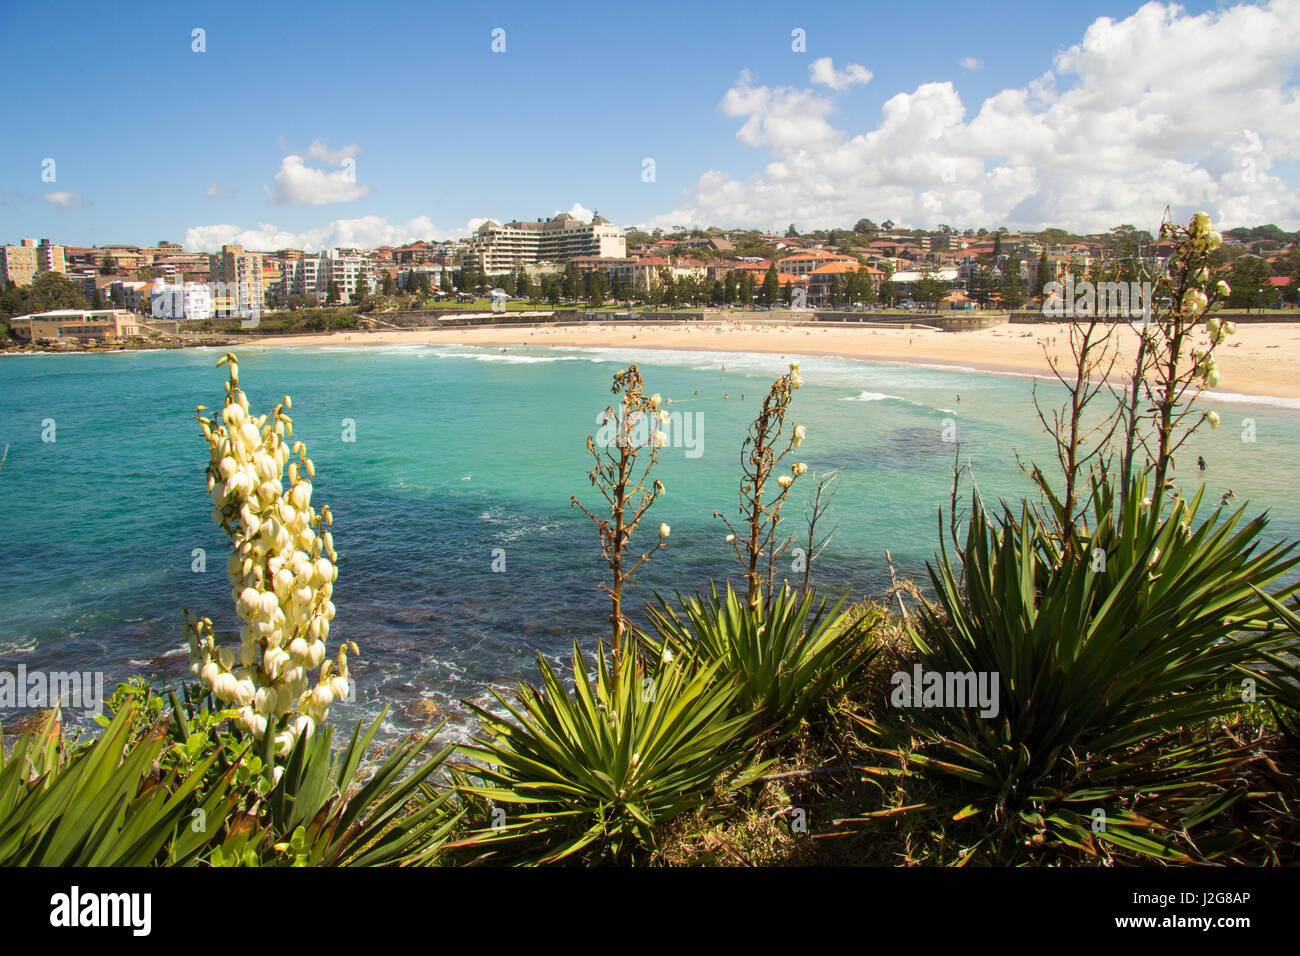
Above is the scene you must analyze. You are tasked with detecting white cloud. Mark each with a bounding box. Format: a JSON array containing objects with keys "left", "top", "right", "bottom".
[
  {"left": 306, "top": 138, "right": 361, "bottom": 165},
  {"left": 558, "top": 202, "right": 593, "bottom": 221},
  {"left": 183, "top": 215, "right": 480, "bottom": 253},
  {"left": 960, "top": 56, "right": 984, "bottom": 70},
  {"left": 722, "top": 69, "right": 840, "bottom": 150},
  {"left": 651, "top": 0, "right": 1300, "bottom": 233},
  {"left": 43, "top": 191, "right": 86, "bottom": 211},
  {"left": 809, "top": 57, "right": 873, "bottom": 91},
  {"left": 265, "top": 151, "right": 372, "bottom": 205}
]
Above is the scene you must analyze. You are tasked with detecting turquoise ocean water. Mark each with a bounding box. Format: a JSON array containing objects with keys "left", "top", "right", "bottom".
[{"left": 1, "top": 343, "right": 1297, "bottom": 742}]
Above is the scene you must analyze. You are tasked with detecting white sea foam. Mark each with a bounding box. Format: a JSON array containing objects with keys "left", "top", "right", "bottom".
[
  {"left": 843, "top": 390, "right": 901, "bottom": 402},
  {"left": 842, "top": 390, "right": 956, "bottom": 415},
  {"left": 1202, "top": 390, "right": 1300, "bottom": 410}
]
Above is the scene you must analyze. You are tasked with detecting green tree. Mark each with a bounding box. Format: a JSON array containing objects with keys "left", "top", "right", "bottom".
[
  {"left": 1225, "top": 256, "right": 1278, "bottom": 310},
  {"left": 563, "top": 262, "right": 581, "bottom": 301},
  {"left": 354, "top": 273, "right": 369, "bottom": 302},
  {"left": 326, "top": 279, "right": 341, "bottom": 304},
  {"left": 2, "top": 271, "right": 90, "bottom": 318},
  {"left": 660, "top": 269, "right": 678, "bottom": 308},
  {"left": 1036, "top": 250, "right": 1051, "bottom": 300},
  {"left": 999, "top": 256, "right": 1026, "bottom": 310},
  {"left": 913, "top": 268, "right": 948, "bottom": 310},
  {"left": 760, "top": 263, "right": 779, "bottom": 305},
  {"left": 99, "top": 255, "right": 117, "bottom": 276},
  {"left": 739, "top": 271, "right": 755, "bottom": 307},
  {"left": 724, "top": 270, "right": 738, "bottom": 305},
  {"left": 854, "top": 218, "right": 877, "bottom": 235},
  {"left": 586, "top": 270, "right": 606, "bottom": 307},
  {"left": 878, "top": 262, "right": 895, "bottom": 306},
  {"left": 968, "top": 263, "right": 999, "bottom": 306},
  {"left": 544, "top": 275, "right": 562, "bottom": 306}
]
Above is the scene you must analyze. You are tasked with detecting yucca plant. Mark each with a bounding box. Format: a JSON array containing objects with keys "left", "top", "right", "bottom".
[
  {"left": 646, "top": 582, "right": 880, "bottom": 740},
  {"left": 1245, "top": 590, "right": 1300, "bottom": 743},
  {"left": 0, "top": 701, "right": 240, "bottom": 866},
  {"left": 855, "top": 472, "right": 1299, "bottom": 862},
  {"left": 215, "top": 707, "right": 462, "bottom": 866},
  {"left": 454, "top": 641, "right": 762, "bottom": 864}
]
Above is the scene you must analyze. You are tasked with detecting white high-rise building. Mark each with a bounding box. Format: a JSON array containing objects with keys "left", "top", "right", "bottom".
[
  {"left": 464, "top": 213, "right": 626, "bottom": 273},
  {"left": 280, "top": 249, "right": 375, "bottom": 304},
  {"left": 151, "top": 279, "right": 213, "bottom": 321}
]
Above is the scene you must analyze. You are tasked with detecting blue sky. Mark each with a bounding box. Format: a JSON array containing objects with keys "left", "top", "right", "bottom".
[{"left": 2, "top": 0, "right": 1296, "bottom": 249}]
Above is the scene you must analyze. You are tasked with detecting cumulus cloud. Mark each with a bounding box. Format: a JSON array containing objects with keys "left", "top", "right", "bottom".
[
  {"left": 43, "top": 191, "right": 86, "bottom": 211},
  {"left": 183, "top": 215, "right": 479, "bottom": 253},
  {"left": 558, "top": 202, "right": 593, "bottom": 221},
  {"left": 265, "top": 143, "right": 372, "bottom": 205},
  {"left": 651, "top": 0, "right": 1300, "bottom": 233},
  {"left": 722, "top": 69, "right": 840, "bottom": 150},
  {"left": 809, "top": 57, "right": 873, "bottom": 91},
  {"left": 960, "top": 56, "right": 984, "bottom": 70},
  {"left": 306, "top": 138, "right": 360, "bottom": 165}
]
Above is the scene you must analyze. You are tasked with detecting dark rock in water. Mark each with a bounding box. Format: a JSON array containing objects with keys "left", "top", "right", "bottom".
[
  {"left": 3, "top": 708, "right": 61, "bottom": 747},
  {"left": 400, "top": 698, "right": 441, "bottom": 724}
]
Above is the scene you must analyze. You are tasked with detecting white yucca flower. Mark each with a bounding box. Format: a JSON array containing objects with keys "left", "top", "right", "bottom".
[{"left": 185, "top": 353, "right": 355, "bottom": 749}]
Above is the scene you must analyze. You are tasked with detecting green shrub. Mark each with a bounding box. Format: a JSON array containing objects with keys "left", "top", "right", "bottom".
[
  {"left": 646, "top": 583, "right": 880, "bottom": 741},
  {"left": 0, "top": 699, "right": 239, "bottom": 866},
  {"left": 856, "top": 473, "right": 1300, "bottom": 861},
  {"left": 1246, "top": 590, "right": 1300, "bottom": 743},
  {"left": 456, "top": 641, "right": 762, "bottom": 863},
  {"left": 214, "top": 706, "right": 461, "bottom": 867}
]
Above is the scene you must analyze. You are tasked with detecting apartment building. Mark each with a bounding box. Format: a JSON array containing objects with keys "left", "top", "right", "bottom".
[
  {"left": 806, "top": 261, "right": 880, "bottom": 306},
  {"left": 151, "top": 279, "right": 213, "bottom": 321},
  {"left": 1, "top": 238, "right": 65, "bottom": 285},
  {"left": 1, "top": 240, "right": 38, "bottom": 285},
  {"left": 464, "top": 213, "right": 626, "bottom": 273},
  {"left": 210, "top": 244, "right": 264, "bottom": 317},
  {"left": 111, "top": 280, "right": 156, "bottom": 312},
  {"left": 279, "top": 249, "right": 374, "bottom": 304},
  {"left": 776, "top": 249, "right": 859, "bottom": 276}
]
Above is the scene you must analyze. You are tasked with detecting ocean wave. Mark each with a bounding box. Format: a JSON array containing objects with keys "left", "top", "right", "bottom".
[
  {"left": 842, "top": 390, "right": 957, "bottom": 415},
  {"left": 1203, "top": 390, "right": 1300, "bottom": 410},
  {"left": 842, "top": 390, "right": 902, "bottom": 402}
]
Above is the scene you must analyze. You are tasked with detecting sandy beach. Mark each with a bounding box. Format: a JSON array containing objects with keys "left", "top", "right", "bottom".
[{"left": 258, "top": 320, "right": 1300, "bottom": 401}]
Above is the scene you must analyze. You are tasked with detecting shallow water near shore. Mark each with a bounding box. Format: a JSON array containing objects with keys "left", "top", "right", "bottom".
[{"left": 1, "top": 343, "right": 1297, "bottom": 744}]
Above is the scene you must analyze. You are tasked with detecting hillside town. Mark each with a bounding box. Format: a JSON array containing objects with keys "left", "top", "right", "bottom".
[{"left": 3, "top": 214, "right": 1299, "bottom": 346}]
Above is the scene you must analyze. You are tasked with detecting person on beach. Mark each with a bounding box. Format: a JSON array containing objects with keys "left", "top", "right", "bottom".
[{"left": 1198, "top": 455, "right": 1207, "bottom": 471}]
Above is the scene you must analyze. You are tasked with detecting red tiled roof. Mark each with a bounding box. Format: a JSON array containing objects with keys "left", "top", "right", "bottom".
[
  {"left": 778, "top": 249, "right": 855, "bottom": 263},
  {"left": 807, "top": 262, "right": 865, "bottom": 275}
]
